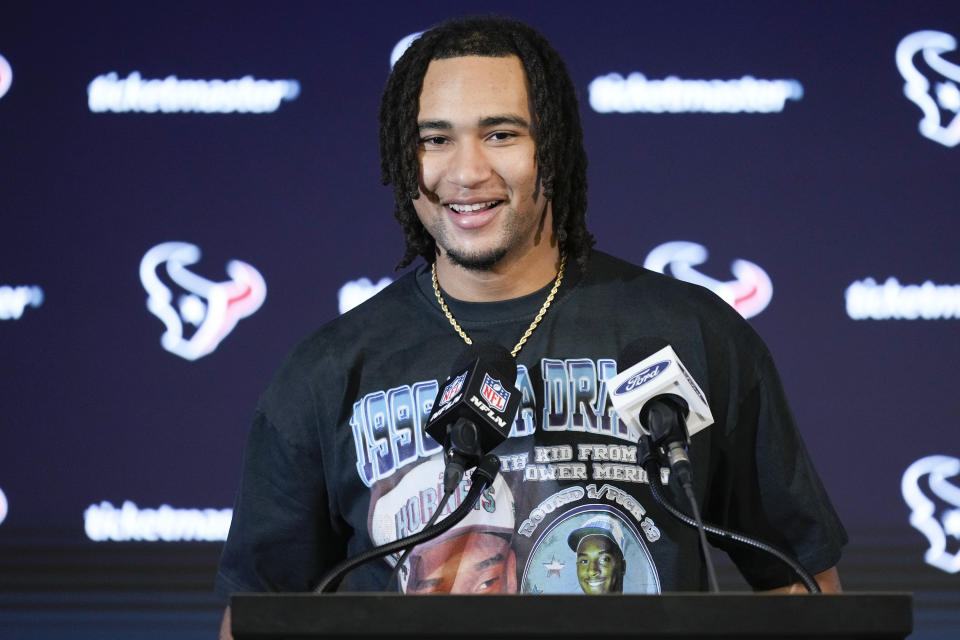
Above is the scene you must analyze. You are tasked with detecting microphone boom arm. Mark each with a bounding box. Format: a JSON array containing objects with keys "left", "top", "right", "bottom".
[{"left": 640, "top": 453, "right": 821, "bottom": 593}]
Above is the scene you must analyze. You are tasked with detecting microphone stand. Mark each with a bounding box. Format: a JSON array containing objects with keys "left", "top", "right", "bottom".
[
  {"left": 313, "top": 453, "right": 501, "bottom": 594},
  {"left": 638, "top": 437, "right": 820, "bottom": 593},
  {"left": 642, "top": 400, "right": 719, "bottom": 592}
]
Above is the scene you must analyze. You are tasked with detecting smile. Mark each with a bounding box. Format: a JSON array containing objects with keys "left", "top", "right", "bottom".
[{"left": 447, "top": 200, "right": 503, "bottom": 213}]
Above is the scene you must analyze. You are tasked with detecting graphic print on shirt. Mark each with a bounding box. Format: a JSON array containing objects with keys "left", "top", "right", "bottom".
[
  {"left": 368, "top": 456, "right": 518, "bottom": 593},
  {"left": 350, "top": 358, "right": 636, "bottom": 487},
  {"left": 359, "top": 357, "right": 665, "bottom": 593},
  {"left": 521, "top": 504, "right": 660, "bottom": 594}
]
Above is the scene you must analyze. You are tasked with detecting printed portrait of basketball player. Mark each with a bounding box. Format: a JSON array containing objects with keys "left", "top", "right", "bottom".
[
  {"left": 367, "top": 457, "right": 518, "bottom": 594},
  {"left": 567, "top": 514, "right": 627, "bottom": 594},
  {"left": 405, "top": 525, "right": 517, "bottom": 594}
]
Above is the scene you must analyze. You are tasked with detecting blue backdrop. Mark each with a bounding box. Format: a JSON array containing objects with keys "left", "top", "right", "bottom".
[{"left": 1, "top": 1, "right": 958, "bottom": 638}]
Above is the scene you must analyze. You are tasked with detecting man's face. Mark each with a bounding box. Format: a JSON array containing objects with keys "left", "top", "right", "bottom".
[
  {"left": 407, "top": 531, "right": 517, "bottom": 594},
  {"left": 413, "top": 55, "right": 550, "bottom": 272},
  {"left": 576, "top": 534, "right": 625, "bottom": 594}
]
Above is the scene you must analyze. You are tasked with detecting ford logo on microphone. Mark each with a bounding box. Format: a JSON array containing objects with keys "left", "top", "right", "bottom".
[{"left": 615, "top": 361, "right": 670, "bottom": 395}]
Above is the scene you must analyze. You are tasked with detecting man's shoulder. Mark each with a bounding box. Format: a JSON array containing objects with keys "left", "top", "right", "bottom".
[
  {"left": 585, "top": 250, "right": 733, "bottom": 312},
  {"left": 578, "top": 249, "right": 760, "bottom": 354},
  {"left": 293, "top": 269, "right": 422, "bottom": 358},
  {"left": 261, "top": 269, "right": 424, "bottom": 397},
  {"left": 331, "top": 269, "right": 422, "bottom": 330}
]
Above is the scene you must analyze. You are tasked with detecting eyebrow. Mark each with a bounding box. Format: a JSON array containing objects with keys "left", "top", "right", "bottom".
[
  {"left": 413, "top": 552, "right": 506, "bottom": 589},
  {"left": 472, "top": 552, "right": 505, "bottom": 571},
  {"left": 479, "top": 115, "right": 529, "bottom": 129},
  {"left": 417, "top": 120, "right": 452, "bottom": 132},
  {"left": 414, "top": 577, "right": 442, "bottom": 590},
  {"left": 417, "top": 115, "right": 530, "bottom": 131}
]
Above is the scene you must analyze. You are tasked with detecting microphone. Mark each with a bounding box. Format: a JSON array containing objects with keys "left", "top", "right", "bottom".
[
  {"left": 608, "top": 337, "right": 714, "bottom": 441},
  {"left": 425, "top": 342, "right": 521, "bottom": 492},
  {"left": 322, "top": 344, "right": 520, "bottom": 594},
  {"left": 609, "top": 339, "right": 820, "bottom": 594},
  {"left": 611, "top": 338, "right": 720, "bottom": 592},
  {"left": 642, "top": 393, "right": 694, "bottom": 486},
  {"left": 609, "top": 338, "right": 714, "bottom": 487},
  {"left": 380, "top": 343, "right": 518, "bottom": 591}
]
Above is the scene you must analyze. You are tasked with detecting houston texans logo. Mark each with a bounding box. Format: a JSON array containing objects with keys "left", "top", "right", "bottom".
[
  {"left": 896, "top": 30, "right": 960, "bottom": 148},
  {"left": 0, "top": 53, "right": 12, "bottom": 100},
  {"left": 644, "top": 241, "right": 773, "bottom": 319},
  {"left": 139, "top": 242, "right": 266, "bottom": 361},
  {"left": 902, "top": 455, "right": 960, "bottom": 574},
  {"left": 390, "top": 31, "right": 424, "bottom": 68}
]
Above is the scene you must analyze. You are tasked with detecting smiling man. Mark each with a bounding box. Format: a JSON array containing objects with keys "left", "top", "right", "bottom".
[
  {"left": 411, "top": 54, "right": 559, "bottom": 299},
  {"left": 217, "top": 15, "right": 846, "bottom": 639},
  {"left": 568, "top": 515, "right": 628, "bottom": 594}
]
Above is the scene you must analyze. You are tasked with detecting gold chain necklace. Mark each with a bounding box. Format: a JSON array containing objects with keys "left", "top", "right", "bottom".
[{"left": 431, "top": 252, "right": 566, "bottom": 358}]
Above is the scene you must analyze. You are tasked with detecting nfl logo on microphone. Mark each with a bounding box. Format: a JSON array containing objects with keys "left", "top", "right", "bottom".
[
  {"left": 480, "top": 374, "right": 509, "bottom": 412},
  {"left": 440, "top": 372, "right": 466, "bottom": 405}
]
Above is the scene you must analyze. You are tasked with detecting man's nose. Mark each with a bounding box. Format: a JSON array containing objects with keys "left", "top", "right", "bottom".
[{"left": 448, "top": 139, "right": 492, "bottom": 188}]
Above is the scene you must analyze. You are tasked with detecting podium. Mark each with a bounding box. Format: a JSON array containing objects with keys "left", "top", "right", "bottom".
[{"left": 230, "top": 592, "right": 912, "bottom": 639}]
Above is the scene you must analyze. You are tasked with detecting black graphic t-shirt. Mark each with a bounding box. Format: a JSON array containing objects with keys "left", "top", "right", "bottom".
[{"left": 215, "top": 251, "right": 847, "bottom": 598}]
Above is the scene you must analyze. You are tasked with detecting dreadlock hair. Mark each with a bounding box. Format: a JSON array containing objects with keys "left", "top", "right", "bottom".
[{"left": 379, "top": 15, "right": 594, "bottom": 270}]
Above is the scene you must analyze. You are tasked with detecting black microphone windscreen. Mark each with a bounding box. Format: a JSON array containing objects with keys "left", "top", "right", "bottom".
[
  {"left": 427, "top": 341, "right": 520, "bottom": 455},
  {"left": 452, "top": 342, "right": 516, "bottom": 384}
]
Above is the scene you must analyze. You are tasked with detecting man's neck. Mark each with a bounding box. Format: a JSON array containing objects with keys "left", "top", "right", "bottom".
[{"left": 433, "top": 243, "right": 561, "bottom": 302}]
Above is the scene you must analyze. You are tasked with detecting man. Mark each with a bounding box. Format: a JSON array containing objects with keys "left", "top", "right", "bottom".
[
  {"left": 568, "top": 515, "right": 628, "bottom": 594},
  {"left": 575, "top": 535, "right": 625, "bottom": 594},
  {"left": 217, "top": 14, "right": 845, "bottom": 638}
]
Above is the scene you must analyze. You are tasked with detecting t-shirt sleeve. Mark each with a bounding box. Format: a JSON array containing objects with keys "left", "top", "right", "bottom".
[
  {"left": 705, "top": 350, "right": 848, "bottom": 590},
  {"left": 214, "top": 407, "right": 345, "bottom": 599}
]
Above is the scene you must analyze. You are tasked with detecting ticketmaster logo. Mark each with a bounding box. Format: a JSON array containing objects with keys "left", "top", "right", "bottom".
[
  {"left": 589, "top": 73, "right": 803, "bottom": 114},
  {"left": 846, "top": 277, "right": 960, "bottom": 320},
  {"left": 0, "top": 285, "right": 43, "bottom": 320},
  {"left": 88, "top": 71, "right": 301, "bottom": 114},
  {"left": 84, "top": 500, "right": 232, "bottom": 542}
]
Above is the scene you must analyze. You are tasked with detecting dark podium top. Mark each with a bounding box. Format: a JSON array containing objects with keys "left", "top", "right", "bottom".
[{"left": 230, "top": 592, "right": 912, "bottom": 639}]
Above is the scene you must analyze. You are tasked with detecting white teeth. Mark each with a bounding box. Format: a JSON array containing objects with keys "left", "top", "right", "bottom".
[{"left": 448, "top": 201, "right": 499, "bottom": 213}]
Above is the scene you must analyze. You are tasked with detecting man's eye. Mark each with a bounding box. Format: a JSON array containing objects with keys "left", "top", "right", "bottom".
[
  {"left": 421, "top": 136, "right": 447, "bottom": 145},
  {"left": 475, "top": 576, "right": 500, "bottom": 592},
  {"left": 489, "top": 131, "right": 515, "bottom": 141}
]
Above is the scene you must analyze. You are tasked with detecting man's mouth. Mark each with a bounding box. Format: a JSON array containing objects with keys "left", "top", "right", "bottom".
[{"left": 447, "top": 200, "right": 503, "bottom": 214}]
